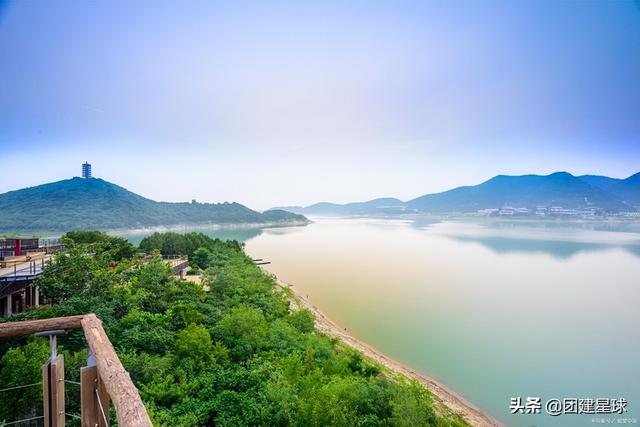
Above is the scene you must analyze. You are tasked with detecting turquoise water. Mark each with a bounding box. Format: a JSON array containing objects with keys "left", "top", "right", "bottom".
[{"left": 124, "top": 218, "right": 640, "bottom": 426}]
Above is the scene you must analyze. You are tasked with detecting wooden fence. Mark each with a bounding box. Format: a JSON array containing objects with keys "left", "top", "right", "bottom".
[{"left": 0, "top": 314, "right": 152, "bottom": 426}]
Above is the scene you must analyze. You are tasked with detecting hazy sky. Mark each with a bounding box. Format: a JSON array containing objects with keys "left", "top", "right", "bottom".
[{"left": 1, "top": 1, "right": 639, "bottom": 209}]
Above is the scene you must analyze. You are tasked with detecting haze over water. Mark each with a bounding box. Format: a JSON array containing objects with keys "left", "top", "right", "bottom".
[{"left": 242, "top": 218, "right": 640, "bottom": 427}]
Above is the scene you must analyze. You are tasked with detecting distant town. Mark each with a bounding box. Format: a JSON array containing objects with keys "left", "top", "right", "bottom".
[{"left": 475, "top": 205, "right": 640, "bottom": 219}]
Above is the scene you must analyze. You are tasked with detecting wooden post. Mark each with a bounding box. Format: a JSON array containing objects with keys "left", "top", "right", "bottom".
[
  {"left": 43, "top": 355, "right": 65, "bottom": 427},
  {"left": 81, "top": 366, "right": 110, "bottom": 427},
  {"left": 81, "top": 314, "right": 152, "bottom": 426},
  {"left": 53, "top": 355, "right": 66, "bottom": 426},
  {"left": 1, "top": 314, "right": 152, "bottom": 426},
  {"left": 96, "top": 372, "right": 110, "bottom": 427},
  {"left": 43, "top": 362, "right": 50, "bottom": 426},
  {"left": 0, "top": 315, "right": 84, "bottom": 338}
]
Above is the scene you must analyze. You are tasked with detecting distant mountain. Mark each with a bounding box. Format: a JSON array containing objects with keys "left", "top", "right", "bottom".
[
  {"left": 273, "top": 172, "right": 639, "bottom": 216},
  {"left": 407, "top": 172, "right": 631, "bottom": 212},
  {"left": 271, "top": 198, "right": 408, "bottom": 215},
  {"left": 579, "top": 173, "right": 640, "bottom": 207},
  {"left": 0, "top": 177, "right": 308, "bottom": 232}
]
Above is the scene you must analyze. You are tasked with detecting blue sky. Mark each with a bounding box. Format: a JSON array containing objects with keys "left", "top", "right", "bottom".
[{"left": 1, "top": 0, "right": 639, "bottom": 209}]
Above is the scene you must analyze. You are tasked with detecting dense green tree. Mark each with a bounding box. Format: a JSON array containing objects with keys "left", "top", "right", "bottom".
[
  {"left": 287, "top": 308, "right": 315, "bottom": 333},
  {"left": 191, "top": 247, "right": 213, "bottom": 269},
  {"left": 139, "top": 232, "right": 242, "bottom": 258},
  {"left": 389, "top": 381, "right": 438, "bottom": 427},
  {"left": 0, "top": 340, "right": 49, "bottom": 423},
  {"left": 35, "top": 243, "right": 114, "bottom": 304},
  {"left": 64, "top": 230, "right": 137, "bottom": 262},
  {"left": 214, "top": 305, "right": 269, "bottom": 361},
  {"left": 174, "top": 324, "right": 212, "bottom": 363}
]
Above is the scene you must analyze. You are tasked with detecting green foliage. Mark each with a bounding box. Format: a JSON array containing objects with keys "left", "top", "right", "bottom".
[
  {"left": 287, "top": 308, "right": 315, "bottom": 333},
  {"left": 64, "top": 230, "right": 137, "bottom": 261},
  {"left": 174, "top": 324, "right": 212, "bottom": 363},
  {"left": 389, "top": 381, "right": 437, "bottom": 427},
  {"left": 192, "top": 247, "right": 213, "bottom": 269},
  {"left": 0, "top": 232, "right": 467, "bottom": 426},
  {"left": 214, "top": 305, "right": 269, "bottom": 361},
  {"left": 112, "top": 310, "right": 175, "bottom": 354},
  {"left": 139, "top": 232, "right": 242, "bottom": 258},
  {"left": 0, "top": 340, "right": 49, "bottom": 423},
  {"left": 64, "top": 230, "right": 109, "bottom": 243},
  {"left": 35, "top": 243, "right": 115, "bottom": 304}
]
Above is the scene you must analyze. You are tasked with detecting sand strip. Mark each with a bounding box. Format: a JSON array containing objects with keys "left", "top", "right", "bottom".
[{"left": 276, "top": 279, "right": 502, "bottom": 427}]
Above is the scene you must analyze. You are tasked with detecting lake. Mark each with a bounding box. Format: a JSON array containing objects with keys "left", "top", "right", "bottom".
[{"left": 126, "top": 217, "right": 640, "bottom": 426}]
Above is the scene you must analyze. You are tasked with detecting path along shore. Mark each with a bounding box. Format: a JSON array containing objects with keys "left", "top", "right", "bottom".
[{"left": 276, "top": 279, "right": 501, "bottom": 427}]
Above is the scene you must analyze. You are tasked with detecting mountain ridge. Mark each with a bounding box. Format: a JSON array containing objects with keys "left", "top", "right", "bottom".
[
  {"left": 0, "top": 177, "right": 308, "bottom": 233},
  {"left": 272, "top": 172, "right": 639, "bottom": 216},
  {"left": 578, "top": 173, "right": 640, "bottom": 206}
]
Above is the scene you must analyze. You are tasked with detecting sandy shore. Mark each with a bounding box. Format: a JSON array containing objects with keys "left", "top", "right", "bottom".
[{"left": 276, "top": 279, "right": 501, "bottom": 427}]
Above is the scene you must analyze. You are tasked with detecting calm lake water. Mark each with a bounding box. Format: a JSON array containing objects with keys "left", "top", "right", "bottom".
[{"left": 125, "top": 218, "right": 640, "bottom": 426}]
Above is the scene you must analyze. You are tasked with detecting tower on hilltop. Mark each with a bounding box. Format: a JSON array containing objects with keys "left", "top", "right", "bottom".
[{"left": 82, "top": 162, "right": 92, "bottom": 178}]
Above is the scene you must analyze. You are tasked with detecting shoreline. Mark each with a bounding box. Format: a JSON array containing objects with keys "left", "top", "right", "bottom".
[
  {"left": 275, "top": 278, "right": 501, "bottom": 427},
  {"left": 2, "top": 220, "right": 311, "bottom": 239},
  {"left": 108, "top": 219, "right": 310, "bottom": 236}
]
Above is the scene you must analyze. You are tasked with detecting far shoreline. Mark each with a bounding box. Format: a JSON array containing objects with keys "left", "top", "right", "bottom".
[
  {"left": 108, "top": 219, "right": 311, "bottom": 237},
  {"left": 0, "top": 219, "right": 311, "bottom": 240},
  {"left": 273, "top": 277, "right": 502, "bottom": 427}
]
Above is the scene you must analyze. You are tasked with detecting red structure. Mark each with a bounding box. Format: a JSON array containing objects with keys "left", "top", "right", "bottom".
[{"left": 0, "top": 237, "right": 39, "bottom": 259}]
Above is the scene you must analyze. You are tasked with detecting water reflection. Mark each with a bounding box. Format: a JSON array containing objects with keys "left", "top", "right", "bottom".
[
  {"left": 422, "top": 220, "right": 640, "bottom": 259},
  {"left": 446, "top": 233, "right": 640, "bottom": 259}
]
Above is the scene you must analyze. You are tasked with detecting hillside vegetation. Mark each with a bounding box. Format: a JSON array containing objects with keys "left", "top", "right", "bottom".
[
  {"left": 0, "top": 232, "right": 467, "bottom": 426},
  {"left": 0, "top": 178, "right": 308, "bottom": 232}
]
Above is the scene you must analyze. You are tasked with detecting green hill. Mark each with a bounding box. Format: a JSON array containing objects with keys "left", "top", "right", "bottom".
[{"left": 0, "top": 177, "right": 308, "bottom": 232}]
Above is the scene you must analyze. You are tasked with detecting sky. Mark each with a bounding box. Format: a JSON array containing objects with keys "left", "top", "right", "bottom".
[{"left": 1, "top": 0, "right": 639, "bottom": 210}]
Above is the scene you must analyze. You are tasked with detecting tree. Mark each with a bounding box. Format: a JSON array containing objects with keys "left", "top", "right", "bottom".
[
  {"left": 173, "top": 324, "right": 212, "bottom": 363},
  {"left": 64, "top": 230, "right": 137, "bottom": 262},
  {"left": 36, "top": 244, "right": 112, "bottom": 304},
  {"left": 0, "top": 340, "right": 49, "bottom": 422},
  {"left": 390, "top": 381, "right": 437, "bottom": 427},
  {"left": 191, "top": 247, "right": 212, "bottom": 270},
  {"left": 214, "top": 305, "right": 268, "bottom": 361},
  {"left": 287, "top": 309, "right": 315, "bottom": 333}
]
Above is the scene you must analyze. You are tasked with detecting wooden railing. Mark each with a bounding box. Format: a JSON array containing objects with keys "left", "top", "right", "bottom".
[{"left": 0, "top": 314, "right": 152, "bottom": 426}]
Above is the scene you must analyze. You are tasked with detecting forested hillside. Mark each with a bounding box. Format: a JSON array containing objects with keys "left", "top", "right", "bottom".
[
  {"left": 0, "top": 232, "right": 466, "bottom": 426},
  {"left": 0, "top": 178, "right": 308, "bottom": 232}
]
